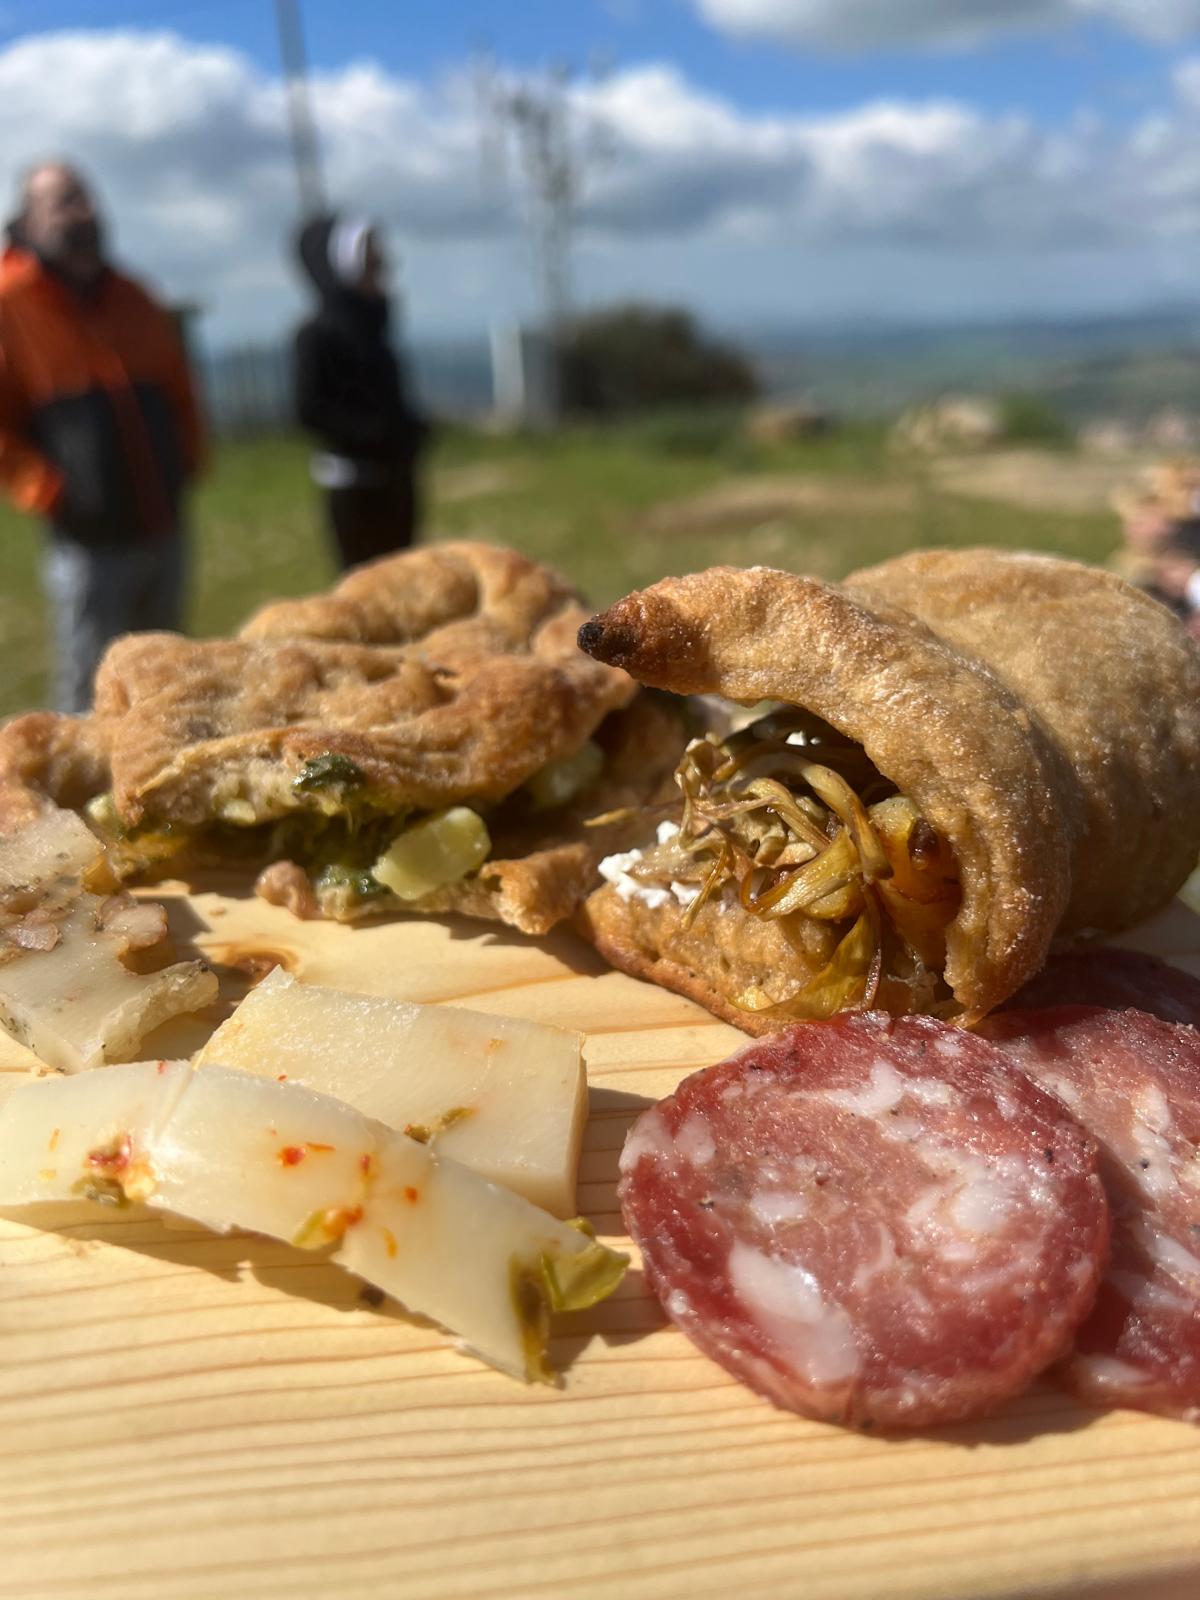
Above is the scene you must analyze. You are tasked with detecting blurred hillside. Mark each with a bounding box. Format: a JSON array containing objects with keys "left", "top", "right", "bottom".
[
  {"left": 373, "top": 309, "right": 1200, "bottom": 425},
  {"left": 748, "top": 309, "right": 1200, "bottom": 422},
  {"left": 201, "top": 306, "right": 1200, "bottom": 434}
]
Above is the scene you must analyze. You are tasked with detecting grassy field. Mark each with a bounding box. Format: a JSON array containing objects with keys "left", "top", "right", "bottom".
[{"left": 0, "top": 418, "right": 1124, "bottom": 718}]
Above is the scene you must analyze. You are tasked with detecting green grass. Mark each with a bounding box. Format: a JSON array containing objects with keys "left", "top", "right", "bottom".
[
  {"left": 0, "top": 435, "right": 330, "bottom": 716},
  {"left": 0, "top": 419, "right": 1122, "bottom": 718}
]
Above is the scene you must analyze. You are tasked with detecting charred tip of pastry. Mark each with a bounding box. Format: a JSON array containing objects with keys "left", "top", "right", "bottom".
[
  {"left": 578, "top": 616, "right": 638, "bottom": 669},
  {"left": 577, "top": 618, "right": 606, "bottom": 657}
]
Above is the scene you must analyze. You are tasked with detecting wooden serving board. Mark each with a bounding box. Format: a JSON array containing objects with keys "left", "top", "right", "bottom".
[{"left": 2, "top": 880, "right": 1200, "bottom": 1600}]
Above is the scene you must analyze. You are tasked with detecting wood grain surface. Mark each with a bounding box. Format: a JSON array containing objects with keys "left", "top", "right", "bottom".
[{"left": 1, "top": 878, "right": 1199, "bottom": 1600}]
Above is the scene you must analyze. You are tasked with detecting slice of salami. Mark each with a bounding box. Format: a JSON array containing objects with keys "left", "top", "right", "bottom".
[
  {"left": 982, "top": 1005, "right": 1200, "bottom": 1422},
  {"left": 619, "top": 1013, "right": 1108, "bottom": 1430},
  {"left": 1002, "top": 947, "right": 1200, "bottom": 1028}
]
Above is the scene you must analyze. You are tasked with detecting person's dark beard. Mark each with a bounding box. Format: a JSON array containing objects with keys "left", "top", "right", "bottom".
[
  {"left": 43, "top": 216, "right": 106, "bottom": 294},
  {"left": 62, "top": 217, "right": 103, "bottom": 260}
]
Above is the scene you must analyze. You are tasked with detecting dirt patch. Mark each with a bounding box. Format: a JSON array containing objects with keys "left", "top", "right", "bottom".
[
  {"left": 643, "top": 474, "right": 917, "bottom": 535},
  {"left": 930, "top": 450, "right": 1142, "bottom": 515}
]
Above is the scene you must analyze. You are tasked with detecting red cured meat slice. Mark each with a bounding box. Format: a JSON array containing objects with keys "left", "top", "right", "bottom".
[
  {"left": 982, "top": 1006, "right": 1200, "bottom": 1422},
  {"left": 1003, "top": 948, "right": 1200, "bottom": 1029},
  {"left": 619, "top": 1013, "right": 1108, "bottom": 1430}
]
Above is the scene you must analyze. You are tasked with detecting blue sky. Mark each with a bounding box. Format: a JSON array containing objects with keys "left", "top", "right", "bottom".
[
  {"left": 4, "top": 0, "right": 1188, "bottom": 123},
  {"left": 1, "top": 2, "right": 1199, "bottom": 339}
]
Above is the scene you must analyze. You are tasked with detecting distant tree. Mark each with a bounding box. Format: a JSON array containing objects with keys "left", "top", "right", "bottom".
[
  {"left": 996, "top": 391, "right": 1073, "bottom": 447},
  {"left": 558, "top": 303, "right": 759, "bottom": 415}
]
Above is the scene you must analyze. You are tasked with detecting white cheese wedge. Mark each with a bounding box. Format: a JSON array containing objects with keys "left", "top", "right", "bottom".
[
  {"left": 194, "top": 969, "right": 586, "bottom": 1216},
  {"left": 0, "top": 1073, "right": 35, "bottom": 1113},
  {"left": 0, "top": 809, "right": 102, "bottom": 896},
  {"left": 0, "top": 809, "right": 218, "bottom": 1073},
  {"left": 0, "top": 1063, "right": 625, "bottom": 1382},
  {"left": 0, "top": 1059, "right": 185, "bottom": 1204},
  {"left": 0, "top": 903, "right": 219, "bottom": 1076},
  {"left": 150, "top": 1066, "right": 377, "bottom": 1241}
]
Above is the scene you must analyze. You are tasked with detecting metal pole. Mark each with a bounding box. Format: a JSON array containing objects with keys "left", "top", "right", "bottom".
[{"left": 275, "top": 0, "right": 325, "bottom": 217}]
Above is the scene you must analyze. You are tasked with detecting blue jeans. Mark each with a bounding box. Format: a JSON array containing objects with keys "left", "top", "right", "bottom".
[{"left": 42, "top": 532, "right": 188, "bottom": 713}]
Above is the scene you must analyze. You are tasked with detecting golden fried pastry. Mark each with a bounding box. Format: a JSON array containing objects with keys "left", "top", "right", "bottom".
[
  {"left": 0, "top": 711, "right": 111, "bottom": 830},
  {"left": 1, "top": 542, "right": 685, "bottom": 936},
  {"left": 846, "top": 548, "right": 1200, "bottom": 933},
  {"left": 97, "top": 542, "right": 634, "bottom": 826},
  {"left": 576, "top": 550, "right": 1200, "bottom": 1029}
]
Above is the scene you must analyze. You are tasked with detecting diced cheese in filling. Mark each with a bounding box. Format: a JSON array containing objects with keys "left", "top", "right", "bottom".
[
  {"left": 598, "top": 822, "right": 699, "bottom": 911},
  {"left": 94, "top": 739, "right": 612, "bottom": 912},
  {"left": 371, "top": 808, "right": 492, "bottom": 901},
  {"left": 524, "top": 741, "right": 604, "bottom": 811}
]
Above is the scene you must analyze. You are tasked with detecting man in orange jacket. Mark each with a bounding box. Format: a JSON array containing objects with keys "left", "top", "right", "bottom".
[{"left": 0, "top": 161, "right": 205, "bottom": 711}]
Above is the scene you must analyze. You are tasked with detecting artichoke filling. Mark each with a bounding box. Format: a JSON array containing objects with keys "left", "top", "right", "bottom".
[{"left": 601, "top": 709, "right": 961, "bottom": 1019}]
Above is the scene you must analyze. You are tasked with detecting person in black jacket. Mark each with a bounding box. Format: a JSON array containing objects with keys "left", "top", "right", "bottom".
[{"left": 293, "top": 214, "right": 428, "bottom": 571}]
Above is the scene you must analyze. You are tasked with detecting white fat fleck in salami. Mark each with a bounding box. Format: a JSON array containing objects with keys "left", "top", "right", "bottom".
[
  {"left": 1132, "top": 1224, "right": 1200, "bottom": 1282},
  {"left": 674, "top": 1114, "right": 716, "bottom": 1165},
  {"left": 619, "top": 1012, "right": 1109, "bottom": 1431},
  {"left": 1128, "top": 1085, "right": 1177, "bottom": 1202},
  {"left": 905, "top": 1077, "right": 959, "bottom": 1106},
  {"left": 665, "top": 1288, "right": 692, "bottom": 1320},
  {"left": 823, "top": 1062, "right": 906, "bottom": 1117},
  {"left": 727, "top": 1241, "right": 860, "bottom": 1387},
  {"left": 618, "top": 1108, "right": 669, "bottom": 1174},
  {"left": 982, "top": 1005, "right": 1200, "bottom": 1423},
  {"left": 749, "top": 1190, "right": 811, "bottom": 1227},
  {"left": 1076, "top": 1356, "right": 1151, "bottom": 1394},
  {"left": 850, "top": 1225, "right": 897, "bottom": 1291}
]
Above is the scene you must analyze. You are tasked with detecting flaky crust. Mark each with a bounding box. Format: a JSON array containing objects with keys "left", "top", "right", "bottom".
[
  {"left": 578, "top": 882, "right": 840, "bottom": 1036},
  {"left": 846, "top": 548, "right": 1200, "bottom": 934},
  {"left": 94, "top": 542, "right": 637, "bottom": 828},
  {"left": 577, "top": 553, "right": 1200, "bottom": 1019},
  {"left": 0, "top": 712, "right": 110, "bottom": 830}
]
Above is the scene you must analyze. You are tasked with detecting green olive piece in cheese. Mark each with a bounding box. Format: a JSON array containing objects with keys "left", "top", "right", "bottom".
[
  {"left": 335, "top": 1128, "right": 624, "bottom": 1383},
  {"left": 372, "top": 808, "right": 491, "bottom": 900},
  {"left": 525, "top": 740, "right": 604, "bottom": 812},
  {"left": 0, "top": 1063, "right": 627, "bottom": 1383}
]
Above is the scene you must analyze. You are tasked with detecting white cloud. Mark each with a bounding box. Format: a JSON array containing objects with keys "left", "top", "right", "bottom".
[
  {"left": 1173, "top": 53, "right": 1200, "bottom": 102},
  {"left": 697, "top": 0, "right": 1200, "bottom": 50},
  {"left": 1, "top": 30, "right": 1200, "bottom": 342}
]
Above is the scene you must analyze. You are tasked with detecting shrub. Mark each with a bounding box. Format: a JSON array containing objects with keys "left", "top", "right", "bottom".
[
  {"left": 558, "top": 303, "right": 759, "bottom": 417},
  {"left": 997, "top": 392, "right": 1073, "bottom": 446}
]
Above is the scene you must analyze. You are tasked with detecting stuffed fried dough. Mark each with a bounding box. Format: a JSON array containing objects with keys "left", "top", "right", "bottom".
[
  {"left": 575, "top": 549, "right": 1200, "bottom": 1029},
  {"left": 0, "top": 542, "right": 684, "bottom": 936}
]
